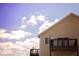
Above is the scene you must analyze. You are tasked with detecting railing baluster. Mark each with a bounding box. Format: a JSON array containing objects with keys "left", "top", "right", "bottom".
[
  {"left": 30, "top": 49, "right": 39, "bottom": 56},
  {"left": 50, "top": 38, "right": 78, "bottom": 55}
]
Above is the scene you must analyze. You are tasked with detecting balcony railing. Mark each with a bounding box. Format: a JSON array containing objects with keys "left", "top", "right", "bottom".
[
  {"left": 30, "top": 49, "right": 40, "bottom": 56},
  {"left": 49, "top": 38, "right": 78, "bottom": 56}
]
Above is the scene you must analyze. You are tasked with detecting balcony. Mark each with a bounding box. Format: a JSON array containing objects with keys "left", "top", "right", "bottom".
[
  {"left": 30, "top": 49, "right": 40, "bottom": 56},
  {"left": 49, "top": 38, "right": 78, "bottom": 55}
]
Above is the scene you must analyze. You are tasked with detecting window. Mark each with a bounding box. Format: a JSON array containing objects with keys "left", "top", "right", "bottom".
[
  {"left": 58, "top": 39, "right": 68, "bottom": 47},
  {"left": 63, "top": 39, "right": 68, "bottom": 47},
  {"left": 45, "top": 38, "right": 49, "bottom": 44},
  {"left": 53, "top": 40, "right": 57, "bottom": 46},
  {"left": 58, "top": 40, "right": 62, "bottom": 47},
  {"left": 69, "top": 40, "right": 75, "bottom": 46}
]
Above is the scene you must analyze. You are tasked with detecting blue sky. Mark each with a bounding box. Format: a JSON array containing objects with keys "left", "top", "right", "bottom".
[
  {"left": 0, "top": 3, "right": 79, "bottom": 55},
  {"left": 0, "top": 3, "right": 79, "bottom": 32}
]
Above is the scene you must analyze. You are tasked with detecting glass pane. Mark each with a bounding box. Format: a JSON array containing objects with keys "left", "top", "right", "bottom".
[
  {"left": 63, "top": 40, "right": 68, "bottom": 46},
  {"left": 45, "top": 38, "right": 49, "bottom": 44},
  {"left": 53, "top": 40, "right": 57, "bottom": 46},
  {"left": 58, "top": 40, "right": 62, "bottom": 47},
  {"left": 69, "top": 40, "right": 75, "bottom": 46}
]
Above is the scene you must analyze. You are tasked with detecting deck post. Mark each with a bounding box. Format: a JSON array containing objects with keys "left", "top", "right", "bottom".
[
  {"left": 49, "top": 39, "right": 51, "bottom": 56},
  {"left": 76, "top": 39, "right": 78, "bottom": 56}
]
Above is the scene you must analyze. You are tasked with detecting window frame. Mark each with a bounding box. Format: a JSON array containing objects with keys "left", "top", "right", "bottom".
[{"left": 45, "top": 38, "right": 49, "bottom": 45}]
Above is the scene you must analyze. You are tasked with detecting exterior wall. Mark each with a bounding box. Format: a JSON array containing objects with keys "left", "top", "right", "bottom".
[
  {"left": 40, "top": 35, "right": 50, "bottom": 56},
  {"left": 39, "top": 14, "right": 79, "bottom": 56},
  {"left": 51, "top": 51, "right": 77, "bottom": 56}
]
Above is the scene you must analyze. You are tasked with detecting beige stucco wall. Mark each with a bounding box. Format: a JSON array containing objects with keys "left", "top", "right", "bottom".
[{"left": 39, "top": 14, "right": 79, "bottom": 56}]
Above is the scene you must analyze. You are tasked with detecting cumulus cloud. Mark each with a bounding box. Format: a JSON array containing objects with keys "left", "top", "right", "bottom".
[
  {"left": 38, "top": 20, "right": 52, "bottom": 33},
  {"left": 37, "top": 14, "right": 46, "bottom": 22},
  {"left": 24, "top": 37, "right": 39, "bottom": 49},
  {"left": 22, "top": 16, "right": 26, "bottom": 20},
  {"left": 0, "top": 13, "right": 60, "bottom": 56},
  {"left": 27, "top": 14, "right": 47, "bottom": 26},
  {"left": 20, "top": 16, "right": 27, "bottom": 29},
  {"left": 20, "top": 24, "right": 27, "bottom": 29},
  {"left": 0, "top": 37, "right": 39, "bottom": 56},
  {"left": 0, "top": 29, "right": 34, "bottom": 40},
  {"left": 0, "top": 42, "right": 14, "bottom": 56},
  {"left": 0, "top": 13, "right": 49, "bottom": 56},
  {"left": 0, "top": 29, "right": 6, "bottom": 33},
  {"left": 0, "top": 27, "right": 39, "bottom": 56},
  {"left": 0, "top": 42, "right": 25, "bottom": 56},
  {"left": 20, "top": 13, "right": 47, "bottom": 29},
  {"left": 21, "top": 16, "right": 27, "bottom": 24},
  {"left": 15, "top": 41, "right": 25, "bottom": 47},
  {"left": 11, "top": 30, "right": 27, "bottom": 39},
  {"left": 0, "top": 49, "right": 13, "bottom": 56},
  {"left": 38, "top": 19, "right": 60, "bottom": 34},
  {"left": 28, "top": 15, "right": 37, "bottom": 26}
]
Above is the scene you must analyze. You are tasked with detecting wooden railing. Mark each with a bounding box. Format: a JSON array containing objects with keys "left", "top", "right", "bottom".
[
  {"left": 49, "top": 38, "right": 78, "bottom": 56},
  {"left": 30, "top": 49, "right": 40, "bottom": 56}
]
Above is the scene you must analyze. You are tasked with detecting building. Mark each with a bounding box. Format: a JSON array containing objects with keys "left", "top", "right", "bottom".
[{"left": 38, "top": 13, "right": 79, "bottom": 56}]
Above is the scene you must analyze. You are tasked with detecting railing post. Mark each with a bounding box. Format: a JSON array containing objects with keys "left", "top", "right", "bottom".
[
  {"left": 68, "top": 39, "right": 69, "bottom": 47},
  {"left": 49, "top": 40, "right": 51, "bottom": 56},
  {"left": 76, "top": 39, "right": 78, "bottom": 56}
]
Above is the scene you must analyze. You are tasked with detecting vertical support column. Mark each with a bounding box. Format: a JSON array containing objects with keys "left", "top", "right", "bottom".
[
  {"left": 76, "top": 39, "right": 78, "bottom": 56},
  {"left": 77, "top": 46, "right": 78, "bottom": 56},
  {"left": 49, "top": 40, "right": 51, "bottom": 56},
  {"left": 57, "top": 39, "right": 59, "bottom": 47},
  {"left": 68, "top": 39, "right": 69, "bottom": 47}
]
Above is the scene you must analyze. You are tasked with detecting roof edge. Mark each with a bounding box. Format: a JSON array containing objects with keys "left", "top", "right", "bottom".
[{"left": 38, "top": 13, "right": 79, "bottom": 36}]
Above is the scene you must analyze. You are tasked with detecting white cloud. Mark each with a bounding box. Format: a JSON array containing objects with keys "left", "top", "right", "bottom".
[
  {"left": 27, "top": 14, "right": 47, "bottom": 27},
  {"left": 28, "top": 15, "right": 37, "bottom": 26},
  {"left": 20, "top": 13, "right": 47, "bottom": 29},
  {"left": 21, "top": 16, "right": 27, "bottom": 24},
  {"left": 20, "top": 24, "right": 27, "bottom": 29},
  {"left": 20, "top": 16, "right": 27, "bottom": 29},
  {"left": 0, "top": 29, "right": 6, "bottom": 33},
  {"left": 22, "top": 16, "right": 26, "bottom": 20},
  {"left": 0, "top": 42, "right": 25, "bottom": 56},
  {"left": 10, "top": 30, "right": 34, "bottom": 40},
  {"left": 11, "top": 30, "right": 26, "bottom": 39},
  {"left": 15, "top": 41, "right": 25, "bottom": 46},
  {"left": 0, "top": 29, "right": 34, "bottom": 40},
  {"left": 54, "top": 18, "right": 60, "bottom": 23},
  {"left": 0, "top": 32, "right": 10, "bottom": 39},
  {"left": 37, "top": 14, "right": 46, "bottom": 22},
  {"left": 2, "top": 42, "right": 13, "bottom": 47},
  {"left": 38, "top": 20, "right": 52, "bottom": 34},
  {"left": 0, "top": 37, "right": 39, "bottom": 56},
  {"left": 24, "top": 37, "right": 39, "bottom": 49},
  {"left": 38, "top": 19, "right": 60, "bottom": 34},
  {"left": 0, "top": 49, "right": 13, "bottom": 56}
]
